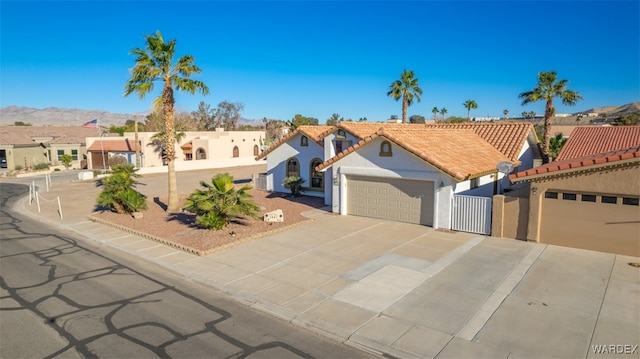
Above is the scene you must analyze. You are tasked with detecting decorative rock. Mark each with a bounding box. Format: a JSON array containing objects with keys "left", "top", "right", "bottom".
[
  {"left": 132, "top": 212, "right": 144, "bottom": 219},
  {"left": 264, "top": 209, "right": 284, "bottom": 222}
]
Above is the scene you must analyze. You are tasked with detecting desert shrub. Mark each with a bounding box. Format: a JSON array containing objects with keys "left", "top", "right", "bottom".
[
  {"left": 97, "top": 164, "right": 147, "bottom": 215},
  {"left": 54, "top": 168, "right": 61, "bottom": 172},
  {"left": 283, "top": 176, "right": 305, "bottom": 197},
  {"left": 183, "top": 173, "right": 260, "bottom": 230},
  {"left": 14, "top": 165, "right": 23, "bottom": 171},
  {"left": 108, "top": 155, "right": 128, "bottom": 167},
  {"left": 34, "top": 163, "right": 50, "bottom": 170}
]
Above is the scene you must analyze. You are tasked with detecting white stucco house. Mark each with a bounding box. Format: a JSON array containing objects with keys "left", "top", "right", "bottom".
[
  {"left": 86, "top": 128, "right": 265, "bottom": 174},
  {"left": 256, "top": 122, "right": 541, "bottom": 233}
]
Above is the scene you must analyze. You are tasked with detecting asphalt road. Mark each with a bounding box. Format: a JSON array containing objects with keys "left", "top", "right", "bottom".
[{"left": 0, "top": 183, "right": 372, "bottom": 358}]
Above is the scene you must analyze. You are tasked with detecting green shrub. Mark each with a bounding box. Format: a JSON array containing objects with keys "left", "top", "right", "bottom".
[
  {"left": 14, "top": 165, "right": 23, "bottom": 171},
  {"left": 283, "top": 176, "right": 305, "bottom": 197},
  {"left": 183, "top": 173, "right": 260, "bottom": 230},
  {"left": 34, "top": 163, "right": 50, "bottom": 170},
  {"left": 60, "top": 154, "right": 73, "bottom": 169},
  {"left": 97, "top": 164, "right": 147, "bottom": 215},
  {"left": 54, "top": 168, "right": 61, "bottom": 172}
]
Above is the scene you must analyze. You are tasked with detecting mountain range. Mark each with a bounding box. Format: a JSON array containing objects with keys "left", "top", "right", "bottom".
[{"left": 1, "top": 102, "right": 638, "bottom": 127}]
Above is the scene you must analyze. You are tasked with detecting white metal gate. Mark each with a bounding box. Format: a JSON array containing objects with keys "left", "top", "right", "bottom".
[{"left": 451, "top": 195, "right": 492, "bottom": 235}]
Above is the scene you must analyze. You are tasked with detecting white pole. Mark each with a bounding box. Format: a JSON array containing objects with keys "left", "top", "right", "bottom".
[
  {"left": 29, "top": 183, "right": 33, "bottom": 205},
  {"left": 48, "top": 173, "right": 52, "bottom": 188},
  {"left": 98, "top": 119, "right": 107, "bottom": 174},
  {"left": 57, "top": 196, "right": 63, "bottom": 220},
  {"left": 45, "top": 174, "right": 49, "bottom": 192},
  {"left": 35, "top": 190, "right": 41, "bottom": 213}
]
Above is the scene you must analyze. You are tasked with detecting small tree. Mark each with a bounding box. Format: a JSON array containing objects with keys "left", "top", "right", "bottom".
[
  {"left": 60, "top": 154, "right": 73, "bottom": 169},
  {"left": 183, "top": 173, "right": 260, "bottom": 230},
  {"left": 97, "top": 164, "right": 148, "bottom": 215},
  {"left": 548, "top": 133, "right": 567, "bottom": 160}
]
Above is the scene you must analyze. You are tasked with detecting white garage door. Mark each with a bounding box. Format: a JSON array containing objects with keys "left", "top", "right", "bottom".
[{"left": 346, "top": 176, "right": 434, "bottom": 226}]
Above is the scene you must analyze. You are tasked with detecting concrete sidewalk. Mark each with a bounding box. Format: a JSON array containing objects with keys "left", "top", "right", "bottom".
[{"left": 8, "top": 169, "right": 640, "bottom": 359}]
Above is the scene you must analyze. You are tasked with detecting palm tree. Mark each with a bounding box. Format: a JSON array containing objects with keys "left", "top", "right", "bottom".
[
  {"left": 183, "top": 173, "right": 260, "bottom": 230},
  {"left": 463, "top": 100, "right": 478, "bottom": 121},
  {"left": 503, "top": 109, "right": 509, "bottom": 119},
  {"left": 440, "top": 107, "right": 448, "bottom": 121},
  {"left": 432, "top": 107, "right": 439, "bottom": 121},
  {"left": 519, "top": 71, "right": 582, "bottom": 163},
  {"left": 124, "top": 31, "right": 209, "bottom": 212},
  {"left": 97, "top": 164, "right": 148, "bottom": 215},
  {"left": 387, "top": 70, "right": 423, "bottom": 123}
]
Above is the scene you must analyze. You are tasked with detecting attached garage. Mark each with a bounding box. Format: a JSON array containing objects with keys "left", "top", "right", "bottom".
[
  {"left": 539, "top": 191, "right": 640, "bottom": 256},
  {"left": 346, "top": 175, "right": 434, "bottom": 226}
]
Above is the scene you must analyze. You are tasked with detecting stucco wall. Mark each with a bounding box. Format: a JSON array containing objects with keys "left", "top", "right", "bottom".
[
  {"left": 267, "top": 133, "right": 325, "bottom": 197},
  {"left": 526, "top": 162, "right": 640, "bottom": 256},
  {"left": 328, "top": 136, "right": 453, "bottom": 229},
  {"left": 492, "top": 194, "right": 529, "bottom": 240}
]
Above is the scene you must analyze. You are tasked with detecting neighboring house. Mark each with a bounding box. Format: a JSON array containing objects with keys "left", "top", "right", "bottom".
[
  {"left": 0, "top": 126, "right": 101, "bottom": 171},
  {"left": 256, "top": 122, "right": 541, "bottom": 233},
  {"left": 86, "top": 129, "right": 265, "bottom": 173},
  {"left": 506, "top": 126, "right": 640, "bottom": 256}
]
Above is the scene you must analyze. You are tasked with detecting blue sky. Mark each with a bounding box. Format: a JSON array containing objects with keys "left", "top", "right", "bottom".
[{"left": 1, "top": 1, "right": 638, "bottom": 124}]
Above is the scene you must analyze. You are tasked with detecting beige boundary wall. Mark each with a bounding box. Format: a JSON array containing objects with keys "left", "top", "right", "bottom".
[{"left": 492, "top": 194, "right": 529, "bottom": 241}]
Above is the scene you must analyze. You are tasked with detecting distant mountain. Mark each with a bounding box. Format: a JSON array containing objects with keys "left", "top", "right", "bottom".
[
  {"left": 0, "top": 106, "right": 263, "bottom": 127},
  {"left": 575, "top": 102, "right": 640, "bottom": 116},
  {"left": 1, "top": 103, "right": 637, "bottom": 128},
  {"left": 0, "top": 106, "right": 146, "bottom": 127}
]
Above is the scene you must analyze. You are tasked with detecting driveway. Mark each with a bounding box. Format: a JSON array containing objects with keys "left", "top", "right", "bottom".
[{"left": 8, "top": 167, "right": 640, "bottom": 358}]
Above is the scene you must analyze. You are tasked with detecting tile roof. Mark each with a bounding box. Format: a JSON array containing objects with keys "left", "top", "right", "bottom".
[
  {"left": 337, "top": 121, "right": 537, "bottom": 162},
  {"left": 317, "top": 127, "right": 512, "bottom": 181},
  {"left": 422, "top": 122, "right": 537, "bottom": 162},
  {"left": 510, "top": 144, "right": 640, "bottom": 182},
  {"left": 0, "top": 126, "right": 106, "bottom": 146},
  {"left": 87, "top": 139, "right": 140, "bottom": 152},
  {"left": 255, "top": 125, "right": 333, "bottom": 159},
  {"left": 556, "top": 126, "right": 640, "bottom": 160}
]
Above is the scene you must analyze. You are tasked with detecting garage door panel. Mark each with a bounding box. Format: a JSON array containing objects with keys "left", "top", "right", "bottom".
[
  {"left": 346, "top": 176, "right": 434, "bottom": 226},
  {"left": 541, "top": 194, "right": 640, "bottom": 256}
]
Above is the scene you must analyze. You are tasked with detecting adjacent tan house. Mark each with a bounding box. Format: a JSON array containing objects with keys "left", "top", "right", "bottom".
[
  {"left": 0, "top": 126, "right": 103, "bottom": 171},
  {"left": 501, "top": 126, "right": 640, "bottom": 256}
]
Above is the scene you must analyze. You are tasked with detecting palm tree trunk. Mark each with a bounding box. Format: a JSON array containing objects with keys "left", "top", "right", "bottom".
[
  {"left": 402, "top": 94, "right": 408, "bottom": 123},
  {"left": 542, "top": 99, "right": 554, "bottom": 163},
  {"left": 163, "top": 81, "right": 180, "bottom": 212}
]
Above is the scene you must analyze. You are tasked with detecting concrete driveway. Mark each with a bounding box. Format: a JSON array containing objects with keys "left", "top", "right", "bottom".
[{"left": 7, "top": 167, "right": 640, "bottom": 358}]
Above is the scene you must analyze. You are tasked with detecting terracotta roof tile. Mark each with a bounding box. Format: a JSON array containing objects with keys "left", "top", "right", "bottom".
[
  {"left": 318, "top": 127, "right": 511, "bottom": 181},
  {"left": 87, "top": 138, "right": 140, "bottom": 152},
  {"left": 510, "top": 144, "right": 640, "bottom": 182},
  {"left": 557, "top": 126, "right": 640, "bottom": 160}
]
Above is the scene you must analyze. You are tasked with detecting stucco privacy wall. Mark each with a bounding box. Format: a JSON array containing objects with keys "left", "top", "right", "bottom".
[
  {"left": 328, "top": 136, "right": 454, "bottom": 229},
  {"left": 527, "top": 163, "right": 640, "bottom": 256}
]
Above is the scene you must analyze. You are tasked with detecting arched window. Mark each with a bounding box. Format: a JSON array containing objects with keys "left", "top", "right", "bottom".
[
  {"left": 253, "top": 145, "right": 259, "bottom": 156},
  {"left": 300, "top": 135, "right": 309, "bottom": 147},
  {"left": 309, "top": 158, "right": 323, "bottom": 189},
  {"left": 233, "top": 146, "right": 239, "bottom": 158},
  {"left": 196, "top": 148, "right": 207, "bottom": 160},
  {"left": 379, "top": 141, "right": 392, "bottom": 157},
  {"left": 336, "top": 130, "right": 346, "bottom": 139},
  {"left": 286, "top": 158, "right": 299, "bottom": 178}
]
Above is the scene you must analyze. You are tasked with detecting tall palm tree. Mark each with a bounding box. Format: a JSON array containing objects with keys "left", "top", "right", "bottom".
[
  {"left": 124, "top": 31, "right": 209, "bottom": 212},
  {"left": 440, "top": 107, "right": 448, "bottom": 121},
  {"left": 432, "top": 107, "right": 439, "bottom": 121},
  {"left": 519, "top": 71, "right": 582, "bottom": 163},
  {"left": 387, "top": 69, "right": 423, "bottom": 123},
  {"left": 463, "top": 100, "right": 478, "bottom": 121}
]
